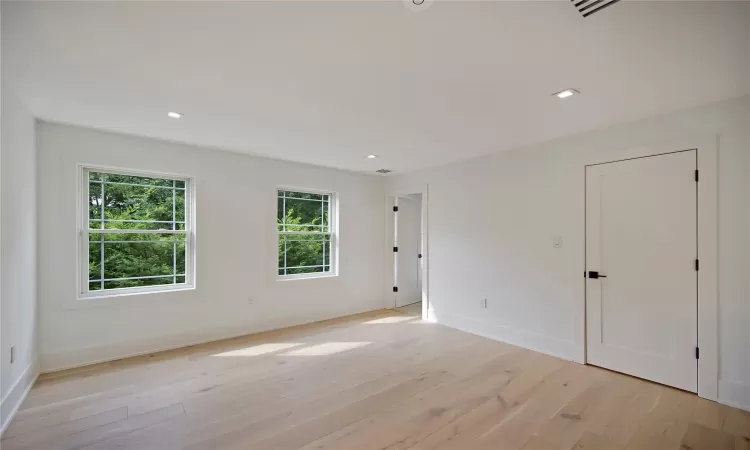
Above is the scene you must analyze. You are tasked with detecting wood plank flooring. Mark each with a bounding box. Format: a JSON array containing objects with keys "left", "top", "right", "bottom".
[
  {"left": 395, "top": 302, "right": 422, "bottom": 316},
  {"left": 2, "top": 309, "right": 748, "bottom": 450}
]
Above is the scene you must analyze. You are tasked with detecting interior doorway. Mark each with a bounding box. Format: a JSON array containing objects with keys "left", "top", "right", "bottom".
[
  {"left": 585, "top": 150, "right": 698, "bottom": 392},
  {"left": 393, "top": 193, "right": 424, "bottom": 315}
]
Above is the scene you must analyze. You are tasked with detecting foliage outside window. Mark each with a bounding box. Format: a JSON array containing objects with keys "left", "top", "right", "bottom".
[
  {"left": 277, "top": 189, "right": 335, "bottom": 278},
  {"left": 81, "top": 168, "right": 193, "bottom": 297}
]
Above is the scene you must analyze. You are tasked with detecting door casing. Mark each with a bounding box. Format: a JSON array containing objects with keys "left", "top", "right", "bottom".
[
  {"left": 384, "top": 184, "right": 430, "bottom": 321},
  {"left": 582, "top": 136, "right": 718, "bottom": 401}
]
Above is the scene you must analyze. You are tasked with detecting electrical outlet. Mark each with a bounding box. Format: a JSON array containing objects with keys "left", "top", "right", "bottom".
[
  {"left": 247, "top": 297, "right": 254, "bottom": 305},
  {"left": 10, "top": 346, "right": 15, "bottom": 364}
]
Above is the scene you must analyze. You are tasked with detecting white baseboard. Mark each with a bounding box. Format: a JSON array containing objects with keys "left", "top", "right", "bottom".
[
  {"left": 436, "top": 311, "right": 578, "bottom": 362},
  {"left": 1, "top": 360, "right": 40, "bottom": 436},
  {"left": 41, "top": 305, "right": 381, "bottom": 373},
  {"left": 718, "top": 379, "right": 750, "bottom": 412}
]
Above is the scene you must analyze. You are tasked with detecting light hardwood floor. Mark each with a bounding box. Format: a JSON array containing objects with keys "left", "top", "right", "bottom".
[
  {"left": 395, "top": 302, "right": 422, "bottom": 317},
  {"left": 3, "top": 310, "right": 748, "bottom": 450}
]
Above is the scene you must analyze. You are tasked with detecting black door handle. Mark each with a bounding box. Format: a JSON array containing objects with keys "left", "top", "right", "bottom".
[{"left": 588, "top": 271, "right": 607, "bottom": 279}]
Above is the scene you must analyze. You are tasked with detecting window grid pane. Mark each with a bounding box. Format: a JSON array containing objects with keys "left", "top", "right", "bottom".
[
  {"left": 172, "top": 180, "right": 176, "bottom": 283},
  {"left": 85, "top": 170, "right": 190, "bottom": 293},
  {"left": 278, "top": 234, "right": 332, "bottom": 274},
  {"left": 277, "top": 190, "right": 330, "bottom": 233},
  {"left": 99, "top": 179, "right": 104, "bottom": 289},
  {"left": 277, "top": 189, "right": 333, "bottom": 277}
]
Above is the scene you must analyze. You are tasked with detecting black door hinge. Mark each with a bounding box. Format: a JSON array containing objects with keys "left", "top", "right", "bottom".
[
  {"left": 695, "top": 170, "right": 699, "bottom": 182},
  {"left": 418, "top": 253, "right": 422, "bottom": 259},
  {"left": 393, "top": 286, "right": 398, "bottom": 293},
  {"left": 695, "top": 259, "right": 699, "bottom": 271},
  {"left": 393, "top": 206, "right": 399, "bottom": 212},
  {"left": 393, "top": 247, "right": 398, "bottom": 252},
  {"left": 695, "top": 347, "right": 700, "bottom": 359}
]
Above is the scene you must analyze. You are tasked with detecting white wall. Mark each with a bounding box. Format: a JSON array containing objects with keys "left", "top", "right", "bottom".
[
  {"left": 37, "top": 122, "right": 385, "bottom": 372},
  {"left": 1, "top": 88, "right": 39, "bottom": 430},
  {"left": 388, "top": 96, "right": 750, "bottom": 411}
]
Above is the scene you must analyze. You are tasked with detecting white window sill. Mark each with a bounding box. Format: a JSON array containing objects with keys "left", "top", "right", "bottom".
[
  {"left": 77, "top": 285, "right": 196, "bottom": 302},
  {"left": 276, "top": 273, "right": 338, "bottom": 282}
]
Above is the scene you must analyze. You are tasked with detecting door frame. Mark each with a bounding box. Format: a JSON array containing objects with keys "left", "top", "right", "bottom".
[
  {"left": 384, "top": 184, "right": 430, "bottom": 321},
  {"left": 582, "top": 136, "right": 718, "bottom": 401}
]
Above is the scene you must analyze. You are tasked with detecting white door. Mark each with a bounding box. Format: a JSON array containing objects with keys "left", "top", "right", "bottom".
[
  {"left": 586, "top": 150, "right": 697, "bottom": 392},
  {"left": 396, "top": 195, "right": 422, "bottom": 307}
]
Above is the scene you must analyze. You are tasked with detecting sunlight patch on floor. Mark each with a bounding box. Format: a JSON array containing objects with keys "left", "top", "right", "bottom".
[
  {"left": 211, "top": 342, "right": 304, "bottom": 357},
  {"left": 363, "top": 316, "right": 415, "bottom": 324},
  {"left": 280, "top": 342, "right": 370, "bottom": 356}
]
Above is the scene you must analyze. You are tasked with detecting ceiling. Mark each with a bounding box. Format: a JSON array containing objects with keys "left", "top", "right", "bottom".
[{"left": 2, "top": 1, "right": 748, "bottom": 174}]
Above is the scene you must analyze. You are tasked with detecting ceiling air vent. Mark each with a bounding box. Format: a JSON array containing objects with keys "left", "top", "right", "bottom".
[
  {"left": 571, "top": 0, "right": 622, "bottom": 18},
  {"left": 376, "top": 169, "right": 393, "bottom": 174}
]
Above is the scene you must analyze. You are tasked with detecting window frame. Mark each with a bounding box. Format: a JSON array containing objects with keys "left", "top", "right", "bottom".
[
  {"left": 77, "top": 165, "right": 196, "bottom": 299},
  {"left": 276, "top": 187, "right": 338, "bottom": 281}
]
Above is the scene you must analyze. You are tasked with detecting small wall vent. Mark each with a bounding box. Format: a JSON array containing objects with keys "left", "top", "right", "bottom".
[
  {"left": 571, "top": 0, "right": 622, "bottom": 18},
  {"left": 376, "top": 169, "right": 393, "bottom": 174}
]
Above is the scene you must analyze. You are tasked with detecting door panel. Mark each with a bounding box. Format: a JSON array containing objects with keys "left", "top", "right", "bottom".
[
  {"left": 586, "top": 150, "right": 697, "bottom": 392},
  {"left": 396, "top": 196, "right": 422, "bottom": 307}
]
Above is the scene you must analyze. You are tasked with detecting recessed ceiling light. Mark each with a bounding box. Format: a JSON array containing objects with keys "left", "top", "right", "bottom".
[
  {"left": 366, "top": 154, "right": 378, "bottom": 159},
  {"left": 167, "top": 111, "right": 183, "bottom": 119},
  {"left": 553, "top": 89, "right": 579, "bottom": 99}
]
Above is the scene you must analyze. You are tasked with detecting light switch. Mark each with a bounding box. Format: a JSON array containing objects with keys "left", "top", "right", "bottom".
[{"left": 553, "top": 235, "right": 563, "bottom": 248}]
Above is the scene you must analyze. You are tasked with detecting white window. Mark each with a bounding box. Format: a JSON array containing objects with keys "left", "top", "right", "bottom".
[
  {"left": 277, "top": 189, "right": 336, "bottom": 279},
  {"left": 79, "top": 167, "right": 194, "bottom": 298}
]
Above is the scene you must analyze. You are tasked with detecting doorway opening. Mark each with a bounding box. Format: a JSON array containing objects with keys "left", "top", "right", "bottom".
[{"left": 392, "top": 192, "right": 425, "bottom": 318}]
